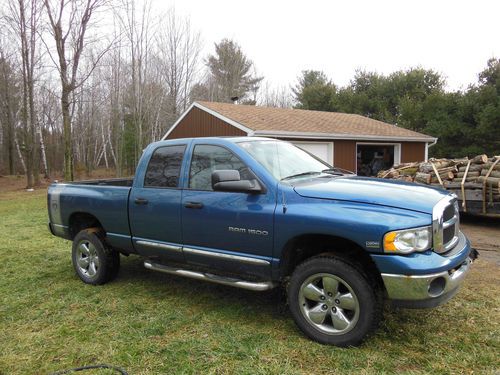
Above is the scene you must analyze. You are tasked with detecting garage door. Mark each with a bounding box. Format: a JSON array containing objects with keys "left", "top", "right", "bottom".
[{"left": 292, "top": 142, "right": 333, "bottom": 165}]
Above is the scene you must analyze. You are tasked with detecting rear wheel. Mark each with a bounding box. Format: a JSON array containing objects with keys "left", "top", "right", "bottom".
[
  {"left": 72, "top": 229, "right": 120, "bottom": 285},
  {"left": 288, "top": 255, "right": 382, "bottom": 346}
]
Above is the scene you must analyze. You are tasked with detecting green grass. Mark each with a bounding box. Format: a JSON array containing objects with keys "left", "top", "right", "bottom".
[{"left": 0, "top": 189, "right": 499, "bottom": 374}]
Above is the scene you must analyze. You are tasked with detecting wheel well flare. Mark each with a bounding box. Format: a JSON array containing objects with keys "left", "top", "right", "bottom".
[
  {"left": 280, "top": 234, "right": 384, "bottom": 289},
  {"left": 68, "top": 212, "right": 104, "bottom": 239}
]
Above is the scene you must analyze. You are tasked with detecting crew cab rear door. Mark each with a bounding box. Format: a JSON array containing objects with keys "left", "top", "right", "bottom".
[
  {"left": 129, "top": 143, "right": 187, "bottom": 262},
  {"left": 181, "top": 143, "right": 275, "bottom": 279}
]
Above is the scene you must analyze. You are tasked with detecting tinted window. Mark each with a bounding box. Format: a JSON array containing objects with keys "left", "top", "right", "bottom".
[
  {"left": 189, "top": 145, "right": 253, "bottom": 191},
  {"left": 144, "top": 145, "right": 186, "bottom": 188}
]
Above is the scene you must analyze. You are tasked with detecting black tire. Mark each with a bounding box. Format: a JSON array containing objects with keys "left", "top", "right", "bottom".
[
  {"left": 288, "top": 255, "right": 382, "bottom": 347},
  {"left": 71, "top": 229, "right": 120, "bottom": 285}
]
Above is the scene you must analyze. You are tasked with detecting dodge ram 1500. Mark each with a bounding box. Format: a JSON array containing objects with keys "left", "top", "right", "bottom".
[{"left": 48, "top": 137, "right": 475, "bottom": 346}]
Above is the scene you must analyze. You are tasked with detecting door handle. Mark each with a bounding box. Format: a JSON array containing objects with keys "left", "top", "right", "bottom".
[
  {"left": 134, "top": 198, "right": 149, "bottom": 205},
  {"left": 184, "top": 201, "right": 203, "bottom": 209}
]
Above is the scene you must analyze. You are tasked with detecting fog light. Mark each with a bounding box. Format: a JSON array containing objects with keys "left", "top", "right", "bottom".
[{"left": 428, "top": 277, "right": 446, "bottom": 297}]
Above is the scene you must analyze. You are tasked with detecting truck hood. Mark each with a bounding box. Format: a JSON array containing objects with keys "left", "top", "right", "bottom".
[{"left": 292, "top": 175, "right": 450, "bottom": 214}]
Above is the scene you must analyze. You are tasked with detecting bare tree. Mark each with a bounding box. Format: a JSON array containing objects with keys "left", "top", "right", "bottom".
[
  {"left": 0, "top": 44, "right": 18, "bottom": 175},
  {"left": 5, "top": 0, "right": 42, "bottom": 187},
  {"left": 43, "top": 0, "right": 111, "bottom": 181},
  {"left": 156, "top": 8, "right": 202, "bottom": 120},
  {"left": 258, "top": 81, "right": 293, "bottom": 108}
]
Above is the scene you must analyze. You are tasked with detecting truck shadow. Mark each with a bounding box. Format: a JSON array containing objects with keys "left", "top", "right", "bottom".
[
  {"left": 115, "top": 254, "right": 290, "bottom": 318},
  {"left": 111, "top": 254, "right": 427, "bottom": 342}
]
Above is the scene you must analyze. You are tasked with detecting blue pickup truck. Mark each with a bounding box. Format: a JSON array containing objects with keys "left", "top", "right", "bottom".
[{"left": 47, "top": 137, "right": 476, "bottom": 346}]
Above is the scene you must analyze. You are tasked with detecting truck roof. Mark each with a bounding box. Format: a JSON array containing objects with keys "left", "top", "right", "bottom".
[{"left": 149, "top": 136, "right": 277, "bottom": 147}]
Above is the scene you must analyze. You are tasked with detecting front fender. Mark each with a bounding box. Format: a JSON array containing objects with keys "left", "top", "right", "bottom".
[{"left": 274, "top": 187, "right": 432, "bottom": 261}]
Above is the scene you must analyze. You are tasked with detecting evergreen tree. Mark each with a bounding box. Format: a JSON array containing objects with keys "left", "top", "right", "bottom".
[
  {"left": 292, "top": 70, "right": 336, "bottom": 111},
  {"left": 205, "top": 39, "right": 263, "bottom": 103}
]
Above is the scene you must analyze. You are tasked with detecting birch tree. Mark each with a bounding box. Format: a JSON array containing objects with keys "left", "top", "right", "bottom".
[{"left": 6, "top": 0, "right": 42, "bottom": 187}]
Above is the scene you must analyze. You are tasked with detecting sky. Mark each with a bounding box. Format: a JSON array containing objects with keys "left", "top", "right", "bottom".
[{"left": 154, "top": 0, "right": 499, "bottom": 91}]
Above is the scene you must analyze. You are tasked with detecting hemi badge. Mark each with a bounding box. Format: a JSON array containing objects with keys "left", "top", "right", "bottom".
[{"left": 366, "top": 241, "right": 380, "bottom": 248}]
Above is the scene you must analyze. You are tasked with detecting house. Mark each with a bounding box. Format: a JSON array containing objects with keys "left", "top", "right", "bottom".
[{"left": 162, "top": 101, "right": 437, "bottom": 175}]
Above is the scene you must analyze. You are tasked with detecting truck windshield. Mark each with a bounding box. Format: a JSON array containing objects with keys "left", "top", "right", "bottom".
[{"left": 238, "top": 140, "right": 333, "bottom": 181}]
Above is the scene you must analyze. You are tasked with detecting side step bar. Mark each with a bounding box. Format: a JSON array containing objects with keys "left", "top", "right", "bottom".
[{"left": 144, "top": 261, "right": 276, "bottom": 291}]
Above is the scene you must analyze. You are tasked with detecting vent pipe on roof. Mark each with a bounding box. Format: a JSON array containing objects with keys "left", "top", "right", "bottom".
[{"left": 231, "top": 96, "right": 239, "bottom": 104}]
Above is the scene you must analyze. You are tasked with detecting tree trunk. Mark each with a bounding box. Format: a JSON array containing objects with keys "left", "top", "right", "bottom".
[
  {"left": 14, "top": 130, "right": 27, "bottom": 174},
  {"left": 61, "top": 87, "right": 73, "bottom": 181},
  {"left": 38, "top": 126, "right": 49, "bottom": 178}
]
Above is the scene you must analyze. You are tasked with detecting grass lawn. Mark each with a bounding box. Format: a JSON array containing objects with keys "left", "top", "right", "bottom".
[{"left": 0, "top": 185, "right": 499, "bottom": 374}]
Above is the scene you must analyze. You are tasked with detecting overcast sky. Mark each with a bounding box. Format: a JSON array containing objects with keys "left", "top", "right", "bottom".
[{"left": 155, "top": 0, "right": 499, "bottom": 91}]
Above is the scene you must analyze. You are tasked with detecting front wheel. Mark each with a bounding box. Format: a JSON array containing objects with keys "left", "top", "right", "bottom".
[
  {"left": 72, "top": 229, "right": 120, "bottom": 285},
  {"left": 288, "top": 255, "right": 382, "bottom": 346}
]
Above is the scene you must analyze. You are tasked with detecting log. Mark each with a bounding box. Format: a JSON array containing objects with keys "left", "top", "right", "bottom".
[
  {"left": 430, "top": 166, "right": 457, "bottom": 174},
  {"left": 383, "top": 170, "right": 400, "bottom": 178},
  {"left": 430, "top": 171, "right": 456, "bottom": 182},
  {"left": 441, "top": 182, "right": 483, "bottom": 189},
  {"left": 456, "top": 171, "right": 480, "bottom": 178},
  {"left": 459, "top": 163, "right": 500, "bottom": 172},
  {"left": 393, "top": 162, "right": 419, "bottom": 169},
  {"left": 458, "top": 164, "right": 484, "bottom": 172},
  {"left": 450, "top": 177, "right": 479, "bottom": 183},
  {"left": 478, "top": 176, "right": 500, "bottom": 184},
  {"left": 419, "top": 160, "right": 452, "bottom": 173},
  {"left": 415, "top": 172, "right": 431, "bottom": 184},
  {"left": 400, "top": 167, "right": 418, "bottom": 176},
  {"left": 449, "top": 157, "right": 469, "bottom": 167},
  {"left": 480, "top": 169, "right": 500, "bottom": 178},
  {"left": 477, "top": 176, "right": 500, "bottom": 193},
  {"left": 471, "top": 154, "right": 488, "bottom": 164}
]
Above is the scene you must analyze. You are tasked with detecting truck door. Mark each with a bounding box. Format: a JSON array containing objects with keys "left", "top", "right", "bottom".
[
  {"left": 129, "top": 144, "right": 187, "bottom": 262},
  {"left": 181, "top": 144, "right": 275, "bottom": 279}
]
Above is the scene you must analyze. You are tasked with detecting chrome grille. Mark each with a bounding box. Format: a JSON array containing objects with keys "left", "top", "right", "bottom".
[{"left": 432, "top": 197, "right": 460, "bottom": 254}]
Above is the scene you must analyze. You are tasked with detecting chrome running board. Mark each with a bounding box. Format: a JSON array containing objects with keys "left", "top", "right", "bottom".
[{"left": 144, "top": 260, "right": 276, "bottom": 291}]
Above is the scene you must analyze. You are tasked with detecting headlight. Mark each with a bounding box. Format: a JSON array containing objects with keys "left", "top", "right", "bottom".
[{"left": 383, "top": 226, "right": 432, "bottom": 254}]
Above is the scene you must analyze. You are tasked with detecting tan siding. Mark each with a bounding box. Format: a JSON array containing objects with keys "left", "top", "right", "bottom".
[
  {"left": 166, "top": 107, "right": 246, "bottom": 139},
  {"left": 401, "top": 142, "right": 426, "bottom": 163},
  {"left": 334, "top": 141, "right": 356, "bottom": 171}
]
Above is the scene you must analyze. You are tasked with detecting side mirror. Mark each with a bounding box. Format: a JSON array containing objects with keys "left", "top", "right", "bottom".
[{"left": 211, "top": 170, "right": 262, "bottom": 194}]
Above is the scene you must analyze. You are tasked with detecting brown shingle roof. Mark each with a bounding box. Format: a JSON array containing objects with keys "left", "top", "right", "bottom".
[{"left": 196, "top": 101, "right": 436, "bottom": 141}]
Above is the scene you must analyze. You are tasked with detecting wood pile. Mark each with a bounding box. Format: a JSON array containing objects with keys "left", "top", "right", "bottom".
[{"left": 377, "top": 154, "right": 500, "bottom": 215}]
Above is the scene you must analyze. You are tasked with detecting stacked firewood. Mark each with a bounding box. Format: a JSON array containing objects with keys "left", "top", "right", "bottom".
[{"left": 377, "top": 154, "right": 500, "bottom": 204}]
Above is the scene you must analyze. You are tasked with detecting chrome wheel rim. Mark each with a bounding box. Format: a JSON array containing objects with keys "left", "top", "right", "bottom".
[
  {"left": 298, "top": 273, "right": 360, "bottom": 335},
  {"left": 76, "top": 240, "right": 100, "bottom": 278}
]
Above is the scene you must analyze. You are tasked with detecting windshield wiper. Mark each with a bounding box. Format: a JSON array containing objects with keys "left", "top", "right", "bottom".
[
  {"left": 322, "top": 167, "right": 355, "bottom": 176},
  {"left": 281, "top": 171, "right": 322, "bottom": 181}
]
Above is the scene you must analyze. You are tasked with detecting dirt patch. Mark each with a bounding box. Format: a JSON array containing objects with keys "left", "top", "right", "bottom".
[{"left": 460, "top": 215, "right": 500, "bottom": 252}]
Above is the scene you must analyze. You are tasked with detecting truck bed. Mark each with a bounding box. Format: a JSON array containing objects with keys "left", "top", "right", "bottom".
[{"left": 67, "top": 177, "right": 134, "bottom": 187}]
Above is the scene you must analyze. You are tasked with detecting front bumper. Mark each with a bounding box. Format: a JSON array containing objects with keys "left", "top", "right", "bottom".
[
  {"left": 382, "top": 256, "right": 473, "bottom": 308},
  {"left": 377, "top": 232, "right": 476, "bottom": 308}
]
